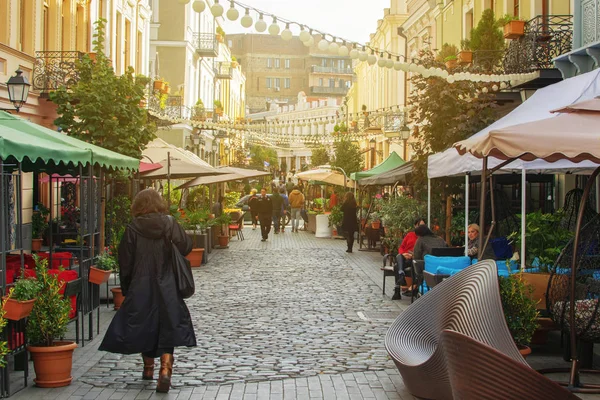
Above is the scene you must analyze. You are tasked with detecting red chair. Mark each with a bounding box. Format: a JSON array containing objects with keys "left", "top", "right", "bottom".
[{"left": 228, "top": 212, "right": 245, "bottom": 241}]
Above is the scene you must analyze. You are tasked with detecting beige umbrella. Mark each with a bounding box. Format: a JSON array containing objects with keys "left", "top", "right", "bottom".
[
  {"left": 177, "top": 166, "right": 270, "bottom": 189},
  {"left": 453, "top": 96, "right": 600, "bottom": 392},
  {"left": 296, "top": 166, "right": 356, "bottom": 188}
]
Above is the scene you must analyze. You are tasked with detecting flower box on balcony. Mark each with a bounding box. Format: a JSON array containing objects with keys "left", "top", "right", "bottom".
[
  {"left": 87, "top": 52, "right": 97, "bottom": 62},
  {"left": 216, "top": 34, "right": 224, "bottom": 43},
  {"left": 153, "top": 80, "right": 165, "bottom": 91},
  {"left": 458, "top": 50, "right": 473, "bottom": 64},
  {"left": 503, "top": 20, "right": 525, "bottom": 39},
  {"left": 445, "top": 58, "right": 458, "bottom": 69},
  {"left": 215, "top": 107, "right": 223, "bottom": 116},
  {"left": 161, "top": 84, "right": 170, "bottom": 95}
]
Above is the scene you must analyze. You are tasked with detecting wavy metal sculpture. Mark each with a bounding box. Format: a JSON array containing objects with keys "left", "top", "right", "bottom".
[
  {"left": 441, "top": 329, "right": 579, "bottom": 400},
  {"left": 384, "top": 260, "right": 524, "bottom": 400}
]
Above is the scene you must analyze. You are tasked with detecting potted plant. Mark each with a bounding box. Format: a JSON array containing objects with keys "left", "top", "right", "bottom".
[
  {"left": 501, "top": 15, "right": 525, "bottom": 39},
  {"left": 153, "top": 78, "right": 165, "bottom": 91},
  {"left": 89, "top": 250, "right": 117, "bottom": 285},
  {"left": 31, "top": 203, "right": 49, "bottom": 251},
  {"left": 215, "top": 213, "right": 232, "bottom": 247},
  {"left": 231, "top": 56, "right": 239, "bottom": 68},
  {"left": 26, "top": 255, "right": 76, "bottom": 387},
  {"left": 370, "top": 212, "right": 381, "bottom": 230},
  {"left": 444, "top": 55, "right": 458, "bottom": 69},
  {"left": 507, "top": 210, "right": 572, "bottom": 310},
  {"left": 193, "top": 99, "right": 206, "bottom": 121},
  {"left": 2, "top": 277, "right": 41, "bottom": 321},
  {"left": 362, "top": 104, "right": 368, "bottom": 116},
  {"left": 214, "top": 100, "right": 223, "bottom": 116},
  {"left": 161, "top": 81, "right": 170, "bottom": 95},
  {"left": 216, "top": 26, "right": 225, "bottom": 43},
  {"left": 328, "top": 205, "right": 344, "bottom": 236},
  {"left": 183, "top": 210, "right": 206, "bottom": 267},
  {"left": 499, "top": 274, "right": 539, "bottom": 358},
  {"left": 458, "top": 39, "right": 473, "bottom": 64}
]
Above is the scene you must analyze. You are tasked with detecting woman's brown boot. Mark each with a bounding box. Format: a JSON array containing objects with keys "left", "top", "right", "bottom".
[
  {"left": 156, "top": 353, "right": 174, "bottom": 393},
  {"left": 142, "top": 355, "right": 154, "bottom": 380}
]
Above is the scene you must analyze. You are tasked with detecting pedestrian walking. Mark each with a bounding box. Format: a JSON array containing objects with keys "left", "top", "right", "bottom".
[
  {"left": 285, "top": 178, "right": 294, "bottom": 194},
  {"left": 341, "top": 192, "right": 358, "bottom": 253},
  {"left": 211, "top": 195, "right": 223, "bottom": 217},
  {"left": 99, "top": 189, "right": 196, "bottom": 393},
  {"left": 256, "top": 188, "right": 273, "bottom": 241},
  {"left": 288, "top": 185, "right": 305, "bottom": 233},
  {"left": 271, "top": 189, "right": 284, "bottom": 234},
  {"left": 248, "top": 189, "right": 259, "bottom": 230},
  {"left": 279, "top": 188, "right": 289, "bottom": 233}
]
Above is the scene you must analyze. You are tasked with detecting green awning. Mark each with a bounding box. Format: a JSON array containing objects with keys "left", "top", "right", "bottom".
[
  {"left": 350, "top": 151, "right": 405, "bottom": 182},
  {"left": 0, "top": 112, "right": 139, "bottom": 172}
]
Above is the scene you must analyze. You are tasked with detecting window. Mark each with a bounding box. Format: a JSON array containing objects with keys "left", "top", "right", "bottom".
[
  {"left": 275, "top": 78, "right": 280, "bottom": 88},
  {"left": 267, "top": 58, "right": 272, "bottom": 68},
  {"left": 285, "top": 59, "right": 290, "bottom": 69},
  {"left": 318, "top": 78, "right": 323, "bottom": 86},
  {"left": 275, "top": 58, "right": 280, "bottom": 68},
  {"left": 284, "top": 78, "right": 290, "bottom": 88},
  {"left": 321, "top": 59, "right": 327, "bottom": 67},
  {"left": 228, "top": 40, "right": 233, "bottom": 48},
  {"left": 329, "top": 79, "right": 335, "bottom": 87},
  {"left": 266, "top": 78, "right": 271, "bottom": 88},
  {"left": 339, "top": 79, "right": 344, "bottom": 87},
  {"left": 338, "top": 60, "right": 345, "bottom": 69},
  {"left": 42, "top": 2, "right": 49, "bottom": 51}
]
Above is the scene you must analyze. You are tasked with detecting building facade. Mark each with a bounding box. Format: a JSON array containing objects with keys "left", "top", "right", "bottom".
[{"left": 229, "top": 34, "right": 352, "bottom": 113}]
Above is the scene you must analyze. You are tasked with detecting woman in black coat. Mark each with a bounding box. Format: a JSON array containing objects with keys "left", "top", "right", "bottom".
[
  {"left": 341, "top": 192, "right": 359, "bottom": 253},
  {"left": 99, "top": 189, "right": 196, "bottom": 393}
]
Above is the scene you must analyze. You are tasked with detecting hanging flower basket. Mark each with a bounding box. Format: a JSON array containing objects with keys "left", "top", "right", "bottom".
[
  {"left": 88, "top": 266, "right": 112, "bottom": 285},
  {"left": 503, "top": 20, "right": 525, "bottom": 39},
  {"left": 153, "top": 80, "right": 165, "bottom": 91},
  {"left": 2, "top": 297, "right": 36, "bottom": 321}
]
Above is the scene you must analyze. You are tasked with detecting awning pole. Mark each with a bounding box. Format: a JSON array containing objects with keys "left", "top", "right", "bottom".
[
  {"left": 167, "top": 151, "right": 171, "bottom": 209},
  {"left": 520, "top": 168, "right": 526, "bottom": 271},
  {"left": 596, "top": 174, "right": 600, "bottom": 213},
  {"left": 465, "top": 174, "right": 469, "bottom": 256},
  {"left": 477, "top": 157, "right": 488, "bottom": 260},
  {"left": 427, "top": 178, "right": 431, "bottom": 225}
]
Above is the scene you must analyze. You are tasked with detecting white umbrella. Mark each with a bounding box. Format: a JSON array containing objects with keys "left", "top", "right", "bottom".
[{"left": 296, "top": 166, "right": 356, "bottom": 188}]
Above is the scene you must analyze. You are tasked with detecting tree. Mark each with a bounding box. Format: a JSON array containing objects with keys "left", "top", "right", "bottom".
[
  {"left": 469, "top": 9, "right": 506, "bottom": 72},
  {"left": 310, "top": 145, "right": 330, "bottom": 167},
  {"left": 248, "top": 145, "right": 278, "bottom": 170},
  {"left": 50, "top": 19, "right": 156, "bottom": 159},
  {"left": 331, "top": 137, "right": 364, "bottom": 176}
]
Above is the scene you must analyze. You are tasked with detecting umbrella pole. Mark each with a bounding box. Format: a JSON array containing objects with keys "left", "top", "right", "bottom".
[
  {"left": 167, "top": 151, "right": 171, "bottom": 209},
  {"left": 521, "top": 168, "right": 526, "bottom": 271},
  {"left": 464, "top": 174, "right": 469, "bottom": 256},
  {"left": 477, "top": 157, "right": 487, "bottom": 260}
]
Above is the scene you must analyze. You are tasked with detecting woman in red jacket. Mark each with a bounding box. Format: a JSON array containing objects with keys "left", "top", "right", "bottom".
[{"left": 392, "top": 217, "right": 426, "bottom": 300}]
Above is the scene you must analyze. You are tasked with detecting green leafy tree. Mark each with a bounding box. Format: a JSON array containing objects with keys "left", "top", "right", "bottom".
[
  {"left": 331, "top": 137, "right": 364, "bottom": 175},
  {"left": 310, "top": 145, "right": 330, "bottom": 167},
  {"left": 469, "top": 9, "right": 506, "bottom": 72},
  {"left": 249, "top": 145, "right": 278, "bottom": 170},
  {"left": 50, "top": 19, "right": 156, "bottom": 159}
]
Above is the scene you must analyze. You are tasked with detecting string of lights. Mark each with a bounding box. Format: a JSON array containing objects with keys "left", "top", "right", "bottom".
[{"left": 178, "top": 0, "right": 539, "bottom": 84}]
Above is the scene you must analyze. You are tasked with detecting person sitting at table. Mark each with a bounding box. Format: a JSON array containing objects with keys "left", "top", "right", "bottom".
[
  {"left": 467, "top": 223, "right": 496, "bottom": 260},
  {"left": 392, "top": 217, "right": 426, "bottom": 300},
  {"left": 413, "top": 224, "right": 448, "bottom": 261}
]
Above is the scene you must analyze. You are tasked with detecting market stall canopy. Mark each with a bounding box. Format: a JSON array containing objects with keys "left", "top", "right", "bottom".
[
  {"left": 296, "top": 166, "right": 356, "bottom": 188},
  {"left": 177, "top": 166, "right": 271, "bottom": 189},
  {"left": 359, "top": 162, "right": 414, "bottom": 186},
  {"left": 350, "top": 151, "right": 405, "bottom": 182},
  {"left": 140, "top": 138, "right": 223, "bottom": 179},
  {"left": 0, "top": 111, "right": 139, "bottom": 172},
  {"left": 454, "top": 97, "right": 600, "bottom": 164},
  {"left": 428, "top": 69, "right": 600, "bottom": 179}
]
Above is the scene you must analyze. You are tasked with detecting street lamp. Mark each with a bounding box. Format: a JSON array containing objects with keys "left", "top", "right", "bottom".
[
  {"left": 400, "top": 124, "right": 410, "bottom": 161},
  {"left": 369, "top": 138, "right": 376, "bottom": 169},
  {"left": 4, "top": 70, "right": 30, "bottom": 112}
]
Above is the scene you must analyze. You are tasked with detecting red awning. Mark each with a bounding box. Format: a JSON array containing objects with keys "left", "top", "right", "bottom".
[{"left": 139, "top": 161, "right": 163, "bottom": 173}]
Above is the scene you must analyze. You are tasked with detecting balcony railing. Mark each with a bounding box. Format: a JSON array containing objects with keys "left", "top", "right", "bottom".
[
  {"left": 193, "top": 33, "right": 218, "bottom": 57},
  {"left": 33, "top": 51, "right": 83, "bottom": 94},
  {"left": 311, "top": 65, "right": 354, "bottom": 75},
  {"left": 503, "top": 15, "right": 573, "bottom": 73},
  {"left": 310, "top": 86, "right": 348, "bottom": 95},
  {"left": 214, "top": 62, "right": 232, "bottom": 79}
]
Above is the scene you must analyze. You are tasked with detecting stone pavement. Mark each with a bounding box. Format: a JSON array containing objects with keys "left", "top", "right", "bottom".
[{"left": 8, "top": 225, "right": 600, "bottom": 399}]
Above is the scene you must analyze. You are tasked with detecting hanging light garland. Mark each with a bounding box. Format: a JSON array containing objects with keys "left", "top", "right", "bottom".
[{"left": 185, "top": 0, "right": 538, "bottom": 85}]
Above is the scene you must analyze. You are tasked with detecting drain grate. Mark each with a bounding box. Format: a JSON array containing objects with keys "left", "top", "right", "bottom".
[{"left": 357, "top": 311, "right": 400, "bottom": 321}]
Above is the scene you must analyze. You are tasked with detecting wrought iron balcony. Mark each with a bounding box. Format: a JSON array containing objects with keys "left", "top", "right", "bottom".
[
  {"left": 214, "top": 62, "right": 232, "bottom": 79},
  {"left": 148, "top": 95, "right": 183, "bottom": 122},
  {"left": 311, "top": 65, "right": 354, "bottom": 75},
  {"left": 193, "top": 33, "right": 219, "bottom": 57},
  {"left": 32, "top": 51, "right": 83, "bottom": 94},
  {"left": 191, "top": 107, "right": 217, "bottom": 122},
  {"left": 503, "top": 15, "right": 573, "bottom": 73},
  {"left": 310, "top": 86, "right": 348, "bottom": 95}
]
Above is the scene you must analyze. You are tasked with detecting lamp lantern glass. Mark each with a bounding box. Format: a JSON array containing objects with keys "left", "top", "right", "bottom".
[
  {"left": 369, "top": 138, "right": 376, "bottom": 149},
  {"left": 6, "top": 70, "right": 30, "bottom": 112},
  {"left": 400, "top": 125, "right": 411, "bottom": 141}
]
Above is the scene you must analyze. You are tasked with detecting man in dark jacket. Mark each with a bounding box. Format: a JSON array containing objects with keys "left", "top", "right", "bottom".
[
  {"left": 256, "top": 188, "right": 273, "bottom": 241},
  {"left": 271, "top": 190, "right": 284, "bottom": 234}
]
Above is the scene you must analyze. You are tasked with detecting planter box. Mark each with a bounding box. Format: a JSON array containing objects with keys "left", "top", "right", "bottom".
[
  {"left": 89, "top": 266, "right": 112, "bottom": 285},
  {"left": 445, "top": 59, "right": 458, "bottom": 69},
  {"left": 153, "top": 81, "right": 165, "bottom": 91},
  {"left": 503, "top": 20, "right": 525, "bottom": 39},
  {"left": 458, "top": 50, "right": 473, "bottom": 64},
  {"left": 2, "top": 297, "right": 36, "bottom": 321},
  {"left": 518, "top": 272, "right": 550, "bottom": 310},
  {"left": 28, "top": 341, "right": 77, "bottom": 388},
  {"left": 307, "top": 213, "right": 317, "bottom": 233},
  {"left": 186, "top": 248, "right": 204, "bottom": 267}
]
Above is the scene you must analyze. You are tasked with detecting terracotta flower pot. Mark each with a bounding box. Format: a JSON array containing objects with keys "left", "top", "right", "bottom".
[
  {"left": 371, "top": 221, "right": 381, "bottom": 230},
  {"left": 111, "top": 287, "right": 125, "bottom": 310},
  {"left": 27, "top": 341, "right": 77, "bottom": 388},
  {"left": 218, "top": 235, "right": 229, "bottom": 247},
  {"left": 503, "top": 20, "right": 525, "bottom": 39},
  {"left": 2, "top": 297, "right": 36, "bottom": 321},
  {"left": 518, "top": 344, "right": 531, "bottom": 359},
  {"left": 88, "top": 266, "right": 112, "bottom": 285},
  {"left": 186, "top": 248, "right": 204, "bottom": 267},
  {"left": 88, "top": 52, "right": 97, "bottom": 62},
  {"left": 445, "top": 59, "right": 458, "bottom": 69},
  {"left": 32, "top": 238, "right": 43, "bottom": 251},
  {"left": 153, "top": 81, "right": 164, "bottom": 91},
  {"left": 458, "top": 50, "right": 473, "bottom": 64}
]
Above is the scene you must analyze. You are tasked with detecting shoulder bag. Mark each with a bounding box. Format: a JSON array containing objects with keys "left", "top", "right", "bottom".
[{"left": 165, "top": 216, "right": 195, "bottom": 299}]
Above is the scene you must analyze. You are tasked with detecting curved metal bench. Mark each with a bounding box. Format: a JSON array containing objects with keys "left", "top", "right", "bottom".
[
  {"left": 384, "top": 260, "right": 524, "bottom": 400},
  {"left": 440, "top": 329, "right": 578, "bottom": 400}
]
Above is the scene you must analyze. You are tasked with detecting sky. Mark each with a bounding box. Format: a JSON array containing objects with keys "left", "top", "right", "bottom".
[{"left": 221, "top": 0, "right": 392, "bottom": 45}]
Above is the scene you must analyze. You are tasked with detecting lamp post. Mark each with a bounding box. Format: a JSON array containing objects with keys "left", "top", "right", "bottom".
[
  {"left": 3, "top": 70, "right": 30, "bottom": 112},
  {"left": 369, "top": 138, "right": 376, "bottom": 169},
  {"left": 212, "top": 141, "right": 218, "bottom": 166},
  {"left": 400, "top": 123, "right": 411, "bottom": 161}
]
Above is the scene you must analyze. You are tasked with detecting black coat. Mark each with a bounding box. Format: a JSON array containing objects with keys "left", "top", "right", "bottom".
[
  {"left": 99, "top": 213, "right": 197, "bottom": 354},
  {"left": 341, "top": 201, "right": 358, "bottom": 233},
  {"left": 255, "top": 195, "right": 273, "bottom": 217}
]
